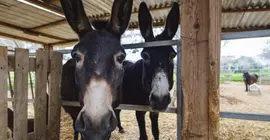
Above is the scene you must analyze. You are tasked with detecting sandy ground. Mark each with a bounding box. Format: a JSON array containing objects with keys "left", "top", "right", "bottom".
[{"left": 7, "top": 82, "right": 270, "bottom": 139}]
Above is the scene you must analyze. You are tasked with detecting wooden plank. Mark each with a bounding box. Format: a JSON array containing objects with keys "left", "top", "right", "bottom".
[
  {"left": 208, "top": 0, "right": 221, "bottom": 139},
  {"left": 0, "top": 47, "right": 8, "bottom": 140},
  {"left": 48, "top": 51, "right": 62, "bottom": 140},
  {"left": 34, "top": 50, "right": 49, "bottom": 140},
  {"left": 8, "top": 56, "right": 36, "bottom": 71},
  {"left": 14, "top": 48, "right": 29, "bottom": 140},
  {"left": 116, "top": 104, "right": 177, "bottom": 113},
  {"left": 0, "top": 32, "right": 46, "bottom": 45},
  {"left": 9, "top": 132, "right": 35, "bottom": 140},
  {"left": 8, "top": 56, "right": 51, "bottom": 71},
  {"left": 181, "top": 0, "right": 210, "bottom": 139}
]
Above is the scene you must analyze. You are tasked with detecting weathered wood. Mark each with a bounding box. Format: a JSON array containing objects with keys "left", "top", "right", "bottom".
[
  {"left": 0, "top": 32, "right": 46, "bottom": 45},
  {"left": 9, "top": 132, "right": 35, "bottom": 140},
  {"left": 0, "top": 21, "right": 66, "bottom": 41},
  {"left": 14, "top": 48, "right": 29, "bottom": 140},
  {"left": 8, "top": 55, "right": 36, "bottom": 71},
  {"left": 208, "top": 0, "right": 221, "bottom": 139},
  {"left": 34, "top": 50, "right": 49, "bottom": 140},
  {"left": 0, "top": 47, "right": 8, "bottom": 140},
  {"left": 8, "top": 56, "right": 51, "bottom": 71},
  {"left": 181, "top": 0, "right": 215, "bottom": 139},
  {"left": 22, "top": 0, "right": 64, "bottom": 16},
  {"left": 48, "top": 51, "right": 62, "bottom": 140}
]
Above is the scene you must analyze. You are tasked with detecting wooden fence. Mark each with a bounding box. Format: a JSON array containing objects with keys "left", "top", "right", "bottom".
[{"left": 0, "top": 47, "right": 62, "bottom": 140}]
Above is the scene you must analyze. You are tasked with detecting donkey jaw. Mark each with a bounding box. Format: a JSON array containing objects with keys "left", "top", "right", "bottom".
[
  {"left": 149, "top": 70, "right": 171, "bottom": 111},
  {"left": 82, "top": 77, "right": 115, "bottom": 128}
]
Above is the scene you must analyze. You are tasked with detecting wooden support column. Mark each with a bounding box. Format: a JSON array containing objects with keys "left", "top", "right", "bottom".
[
  {"left": 44, "top": 45, "right": 53, "bottom": 51},
  {"left": 180, "top": 0, "right": 221, "bottom": 139}
]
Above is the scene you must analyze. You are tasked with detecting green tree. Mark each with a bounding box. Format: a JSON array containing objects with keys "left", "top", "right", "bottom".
[
  {"left": 232, "top": 56, "right": 263, "bottom": 70},
  {"left": 259, "top": 46, "right": 270, "bottom": 63}
]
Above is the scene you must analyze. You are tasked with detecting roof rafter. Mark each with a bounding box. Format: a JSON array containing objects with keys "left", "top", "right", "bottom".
[
  {"left": 48, "top": 0, "right": 60, "bottom": 4},
  {"left": 0, "top": 21, "right": 67, "bottom": 41},
  {"left": 0, "top": 32, "right": 46, "bottom": 45},
  {"left": 22, "top": 0, "right": 64, "bottom": 16},
  {"left": 222, "top": 7, "right": 270, "bottom": 13}
]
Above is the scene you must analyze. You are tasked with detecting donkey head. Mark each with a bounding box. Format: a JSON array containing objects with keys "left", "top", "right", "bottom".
[
  {"left": 60, "top": 0, "right": 133, "bottom": 139},
  {"left": 138, "top": 2, "right": 179, "bottom": 111}
]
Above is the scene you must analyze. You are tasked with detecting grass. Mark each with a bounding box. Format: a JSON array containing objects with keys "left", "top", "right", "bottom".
[{"left": 8, "top": 72, "right": 36, "bottom": 89}]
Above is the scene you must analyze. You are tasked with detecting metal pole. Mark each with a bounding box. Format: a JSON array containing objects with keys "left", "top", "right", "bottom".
[
  {"left": 259, "top": 69, "right": 262, "bottom": 85},
  {"left": 176, "top": 41, "right": 182, "bottom": 140}
]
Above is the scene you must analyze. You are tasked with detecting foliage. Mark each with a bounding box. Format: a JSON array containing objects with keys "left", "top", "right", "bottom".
[
  {"left": 221, "top": 56, "right": 263, "bottom": 71},
  {"left": 259, "top": 45, "right": 270, "bottom": 63},
  {"left": 232, "top": 56, "right": 263, "bottom": 70}
]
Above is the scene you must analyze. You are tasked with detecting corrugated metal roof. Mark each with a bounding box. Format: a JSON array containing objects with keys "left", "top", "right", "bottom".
[{"left": 0, "top": 0, "right": 269, "bottom": 47}]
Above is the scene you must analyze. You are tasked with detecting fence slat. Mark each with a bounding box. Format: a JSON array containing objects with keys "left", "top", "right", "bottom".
[
  {"left": 8, "top": 56, "right": 36, "bottom": 71},
  {"left": 34, "top": 50, "right": 49, "bottom": 140},
  {"left": 14, "top": 48, "right": 29, "bottom": 140},
  {"left": 0, "top": 47, "right": 8, "bottom": 140},
  {"left": 48, "top": 51, "right": 62, "bottom": 140}
]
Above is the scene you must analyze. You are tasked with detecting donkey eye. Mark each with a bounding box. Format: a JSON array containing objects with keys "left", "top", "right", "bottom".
[
  {"left": 169, "top": 52, "right": 176, "bottom": 60},
  {"left": 117, "top": 53, "right": 126, "bottom": 64},
  {"left": 72, "top": 53, "right": 81, "bottom": 62},
  {"left": 141, "top": 52, "right": 150, "bottom": 60}
]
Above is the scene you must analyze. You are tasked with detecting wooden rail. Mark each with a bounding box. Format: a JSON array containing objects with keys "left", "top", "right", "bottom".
[{"left": 0, "top": 47, "right": 62, "bottom": 140}]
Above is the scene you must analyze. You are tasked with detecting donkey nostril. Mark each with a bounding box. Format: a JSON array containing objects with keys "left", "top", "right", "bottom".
[
  {"left": 150, "top": 95, "right": 159, "bottom": 102},
  {"left": 102, "top": 111, "right": 117, "bottom": 132},
  {"left": 75, "top": 112, "right": 86, "bottom": 131}
]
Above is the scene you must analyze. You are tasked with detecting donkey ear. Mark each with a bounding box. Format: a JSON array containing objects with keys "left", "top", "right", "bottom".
[
  {"left": 108, "top": 0, "right": 133, "bottom": 39},
  {"left": 161, "top": 2, "right": 180, "bottom": 40},
  {"left": 60, "top": 0, "right": 93, "bottom": 39},
  {"left": 138, "top": 2, "right": 154, "bottom": 41}
]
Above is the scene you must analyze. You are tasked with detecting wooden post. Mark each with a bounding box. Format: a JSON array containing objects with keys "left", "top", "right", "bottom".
[
  {"left": 0, "top": 47, "right": 8, "bottom": 140},
  {"left": 48, "top": 51, "right": 62, "bottom": 140},
  {"left": 208, "top": 0, "right": 221, "bottom": 139},
  {"left": 44, "top": 45, "right": 53, "bottom": 51},
  {"left": 34, "top": 50, "right": 49, "bottom": 140},
  {"left": 180, "top": 0, "right": 221, "bottom": 139},
  {"left": 14, "top": 48, "right": 29, "bottom": 140}
]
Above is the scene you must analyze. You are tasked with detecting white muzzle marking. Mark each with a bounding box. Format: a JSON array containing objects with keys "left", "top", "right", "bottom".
[
  {"left": 83, "top": 78, "right": 113, "bottom": 128},
  {"left": 150, "top": 71, "right": 169, "bottom": 99}
]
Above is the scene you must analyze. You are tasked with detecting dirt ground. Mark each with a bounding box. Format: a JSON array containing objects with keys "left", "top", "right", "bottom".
[
  {"left": 8, "top": 82, "right": 270, "bottom": 139},
  {"left": 59, "top": 82, "right": 270, "bottom": 140}
]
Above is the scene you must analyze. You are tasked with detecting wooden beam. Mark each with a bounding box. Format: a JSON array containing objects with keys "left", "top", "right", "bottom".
[
  {"left": 181, "top": 0, "right": 220, "bottom": 139},
  {"left": 0, "top": 32, "right": 46, "bottom": 45},
  {"left": 209, "top": 0, "right": 221, "bottom": 139},
  {"left": 0, "top": 21, "right": 66, "bottom": 41},
  {"left": 49, "top": 39, "right": 78, "bottom": 46},
  {"left": 21, "top": 0, "right": 63, "bottom": 16},
  {"left": 222, "top": 26, "right": 270, "bottom": 32},
  {"left": 48, "top": 0, "right": 60, "bottom": 4},
  {"left": 0, "top": 46, "right": 8, "bottom": 140},
  {"left": 129, "top": 20, "right": 270, "bottom": 32},
  {"left": 222, "top": 7, "right": 270, "bottom": 13}
]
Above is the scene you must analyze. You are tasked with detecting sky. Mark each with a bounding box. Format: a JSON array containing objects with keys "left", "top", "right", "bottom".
[
  {"left": 120, "top": 29, "right": 270, "bottom": 62},
  {"left": 1, "top": 28, "right": 269, "bottom": 64},
  {"left": 221, "top": 37, "right": 270, "bottom": 58}
]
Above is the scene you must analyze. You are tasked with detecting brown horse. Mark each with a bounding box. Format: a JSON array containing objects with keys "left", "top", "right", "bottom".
[{"left": 243, "top": 71, "right": 259, "bottom": 91}]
